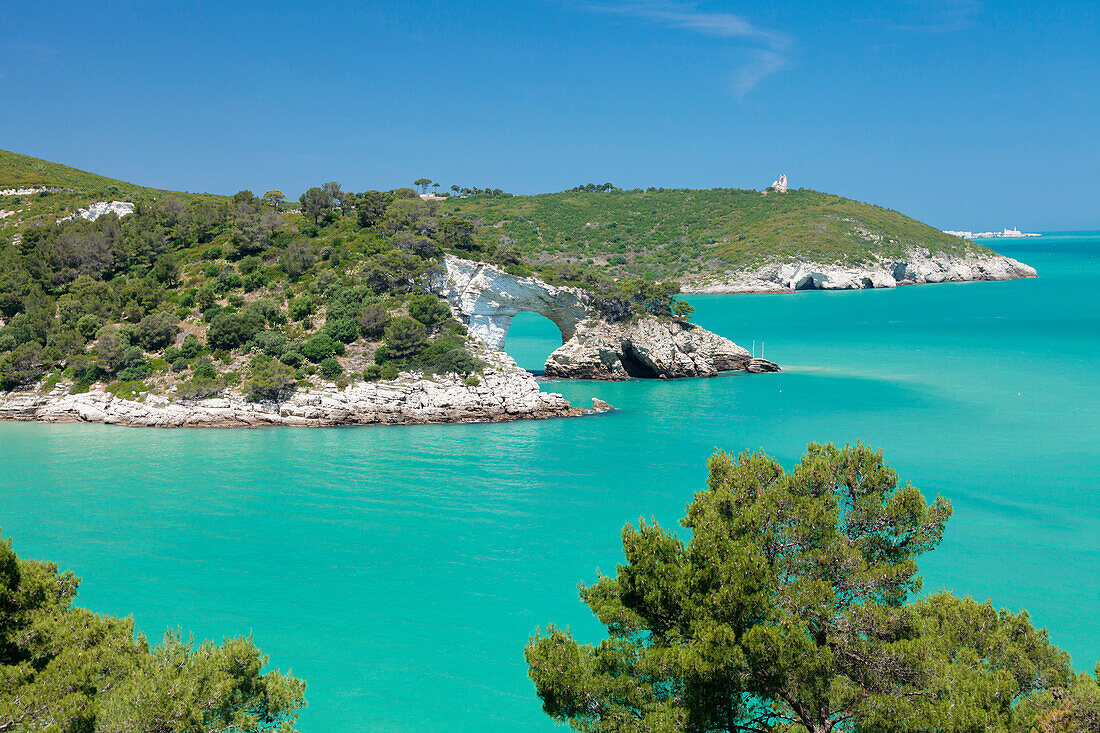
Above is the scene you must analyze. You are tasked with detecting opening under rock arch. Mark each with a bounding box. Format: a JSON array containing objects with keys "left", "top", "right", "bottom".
[{"left": 501, "top": 312, "right": 566, "bottom": 374}]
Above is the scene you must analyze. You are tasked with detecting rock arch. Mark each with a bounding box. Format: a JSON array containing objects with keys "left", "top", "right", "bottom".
[
  {"left": 437, "top": 255, "right": 589, "bottom": 351},
  {"left": 437, "top": 255, "right": 773, "bottom": 380}
]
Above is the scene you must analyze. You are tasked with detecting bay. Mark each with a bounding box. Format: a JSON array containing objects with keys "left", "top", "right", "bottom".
[{"left": 1, "top": 233, "right": 1097, "bottom": 731}]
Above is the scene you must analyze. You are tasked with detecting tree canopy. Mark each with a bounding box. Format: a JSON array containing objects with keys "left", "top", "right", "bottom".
[
  {"left": 526, "top": 443, "right": 1077, "bottom": 733},
  {"left": 0, "top": 534, "right": 305, "bottom": 732}
]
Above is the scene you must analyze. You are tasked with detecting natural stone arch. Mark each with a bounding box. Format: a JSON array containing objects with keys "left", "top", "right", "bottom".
[{"left": 436, "top": 255, "right": 589, "bottom": 351}]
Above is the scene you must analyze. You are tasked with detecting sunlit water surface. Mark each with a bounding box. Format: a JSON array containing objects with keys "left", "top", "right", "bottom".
[{"left": 1, "top": 234, "right": 1097, "bottom": 731}]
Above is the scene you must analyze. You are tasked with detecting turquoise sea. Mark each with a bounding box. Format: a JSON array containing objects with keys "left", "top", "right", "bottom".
[{"left": 1, "top": 233, "right": 1097, "bottom": 731}]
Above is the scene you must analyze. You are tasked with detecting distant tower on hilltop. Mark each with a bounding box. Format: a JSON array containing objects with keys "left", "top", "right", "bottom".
[{"left": 771, "top": 174, "right": 788, "bottom": 193}]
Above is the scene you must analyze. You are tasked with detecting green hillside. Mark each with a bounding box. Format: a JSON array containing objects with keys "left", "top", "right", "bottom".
[
  {"left": 0, "top": 149, "right": 218, "bottom": 230},
  {"left": 447, "top": 186, "right": 991, "bottom": 282},
  {"left": 0, "top": 150, "right": 996, "bottom": 400},
  {"left": 0, "top": 150, "right": 691, "bottom": 400}
]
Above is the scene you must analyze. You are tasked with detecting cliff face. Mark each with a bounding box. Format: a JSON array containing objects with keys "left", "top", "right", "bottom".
[
  {"left": 436, "top": 255, "right": 589, "bottom": 350},
  {"left": 681, "top": 249, "right": 1036, "bottom": 293},
  {"left": 438, "top": 256, "right": 768, "bottom": 381},
  {"left": 0, "top": 349, "right": 580, "bottom": 427}
]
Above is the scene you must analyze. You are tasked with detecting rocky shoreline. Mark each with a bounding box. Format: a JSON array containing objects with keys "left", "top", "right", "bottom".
[
  {"left": 0, "top": 349, "right": 586, "bottom": 428},
  {"left": 680, "top": 249, "right": 1037, "bottom": 294}
]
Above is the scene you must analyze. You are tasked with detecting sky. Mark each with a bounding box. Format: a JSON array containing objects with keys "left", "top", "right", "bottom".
[{"left": 2, "top": 0, "right": 1096, "bottom": 230}]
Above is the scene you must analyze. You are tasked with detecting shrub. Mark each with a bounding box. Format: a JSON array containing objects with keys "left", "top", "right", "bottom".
[
  {"left": 318, "top": 357, "right": 343, "bottom": 380},
  {"left": 280, "top": 349, "right": 303, "bottom": 368},
  {"left": 76, "top": 314, "right": 103, "bottom": 340},
  {"left": 206, "top": 310, "right": 265, "bottom": 350},
  {"left": 105, "top": 380, "right": 147, "bottom": 400},
  {"left": 380, "top": 363, "right": 399, "bottom": 380},
  {"left": 117, "top": 363, "right": 151, "bottom": 381},
  {"left": 180, "top": 333, "right": 202, "bottom": 359},
  {"left": 171, "top": 357, "right": 188, "bottom": 372},
  {"left": 248, "top": 298, "right": 287, "bottom": 327},
  {"left": 245, "top": 356, "right": 297, "bottom": 401},
  {"left": 326, "top": 287, "right": 366, "bottom": 321},
  {"left": 253, "top": 330, "right": 287, "bottom": 357},
  {"left": 407, "top": 293, "right": 449, "bottom": 330},
  {"left": 362, "top": 363, "right": 382, "bottom": 381},
  {"left": 323, "top": 318, "right": 360, "bottom": 344},
  {"left": 176, "top": 377, "right": 222, "bottom": 400},
  {"left": 288, "top": 294, "right": 317, "bottom": 321},
  {"left": 134, "top": 311, "right": 179, "bottom": 351},
  {"left": 301, "top": 333, "right": 344, "bottom": 362},
  {"left": 195, "top": 286, "right": 217, "bottom": 311},
  {"left": 192, "top": 357, "right": 217, "bottom": 380},
  {"left": 381, "top": 316, "right": 427, "bottom": 361},
  {"left": 358, "top": 302, "right": 390, "bottom": 339},
  {"left": 202, "top": 244, "right": 224, "bottom": 261},
  {"left": 463, "top": 375, "right": 481, "bottom": 387}
]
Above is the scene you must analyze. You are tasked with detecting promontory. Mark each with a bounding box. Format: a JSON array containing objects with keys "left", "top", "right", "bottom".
[{"left": 1, "top": 151, "right": 1033, "bottom": 426}]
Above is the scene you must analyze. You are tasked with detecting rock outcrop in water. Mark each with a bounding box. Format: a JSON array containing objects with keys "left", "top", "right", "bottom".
[
  {"left": 0, "top": 348, "right": 581, "bottom": 427},
  {"left": 681, "top": 249, "right": 1036, "bottom": 293},
  {"left": 544, "top": 318, "right": 751, "bottom": 380},
  {"left": 438, "top": 256, "right": 767, "bottom": 380}
]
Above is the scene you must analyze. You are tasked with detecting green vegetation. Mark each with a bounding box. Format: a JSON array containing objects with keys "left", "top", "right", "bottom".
[
  {"left": 449, "top": 186, "right": 992, "bottom": 282},
  {"left": 526, "top": 442, "right": 1095, "bottom": 733},
  {"left": 0, "top": 151, "right": 998, "bottom": 399},
  {"left": 0, "top": 150, "right": 496, "bottom": 399},
  {"left": 0, "top": 533, "right": 304, "bottom": 731}
]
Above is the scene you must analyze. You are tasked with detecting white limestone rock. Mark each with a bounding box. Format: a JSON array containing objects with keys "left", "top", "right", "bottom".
[
  {"left": 60, "top": 201, "right": 135, "bottom": 222},
  {"left": 437, "top": 255, "right": 589, "bottom": 350},
  {"left": 0, "top": 343, "right": 581, "bottom": 428},
  {"left": 681, "top": 249, "right": 1036, "bottom": 294},
  {"left": 545, "top": 317, "right": 752, "bottom": 380}
]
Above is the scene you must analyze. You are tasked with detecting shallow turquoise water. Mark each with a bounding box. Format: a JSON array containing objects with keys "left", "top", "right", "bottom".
[{"left": 1, "top": 233, "right": 1097, "bottom": 731}]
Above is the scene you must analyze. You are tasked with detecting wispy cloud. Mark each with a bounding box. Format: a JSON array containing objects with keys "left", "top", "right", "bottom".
[
  {"left": 576, "top": 1, "right": 791, "bottom": 98},
  {"left": 881, "top": 0, "right": 984, "bottom": 33}
]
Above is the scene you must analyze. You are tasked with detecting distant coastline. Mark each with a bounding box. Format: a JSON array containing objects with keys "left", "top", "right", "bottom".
[{"left": 943, "top": 227, "right": 1041, "bottom": 239}]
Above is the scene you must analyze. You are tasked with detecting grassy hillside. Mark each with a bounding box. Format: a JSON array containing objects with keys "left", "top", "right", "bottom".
[
  {"left": 0, "top": 149, "right": 218, "bottom": 231},
  {"left": 447, "top": 187, "right": 991, "bottom": 281}
]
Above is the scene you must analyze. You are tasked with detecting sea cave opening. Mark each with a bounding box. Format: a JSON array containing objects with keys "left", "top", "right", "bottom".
[
  {"left": 500, "top": 311, "right": 566, "bottom": 375},
  {"left": 619, "top": 344, "right": 660, "bottom": 379}
]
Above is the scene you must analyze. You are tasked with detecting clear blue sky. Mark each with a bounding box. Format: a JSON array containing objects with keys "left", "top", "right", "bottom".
[{"left": 2, "top": 1, "right": 1096, "bottom": 230}]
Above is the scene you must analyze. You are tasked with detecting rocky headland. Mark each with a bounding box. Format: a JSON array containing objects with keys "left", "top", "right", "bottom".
[
  {"left": 0, "top": 347, "right": 581, "bottom": 427},
  {"left": 680, "top": 249, "right": 1036, "bottom": 294},
  {"left": 0, "top": 260, "right": 777, "bottom": 428}
]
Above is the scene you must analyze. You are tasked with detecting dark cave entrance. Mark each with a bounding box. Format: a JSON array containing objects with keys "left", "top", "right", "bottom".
[{"left": 619, "top": 344, "right": 659, "bottom": 378}]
